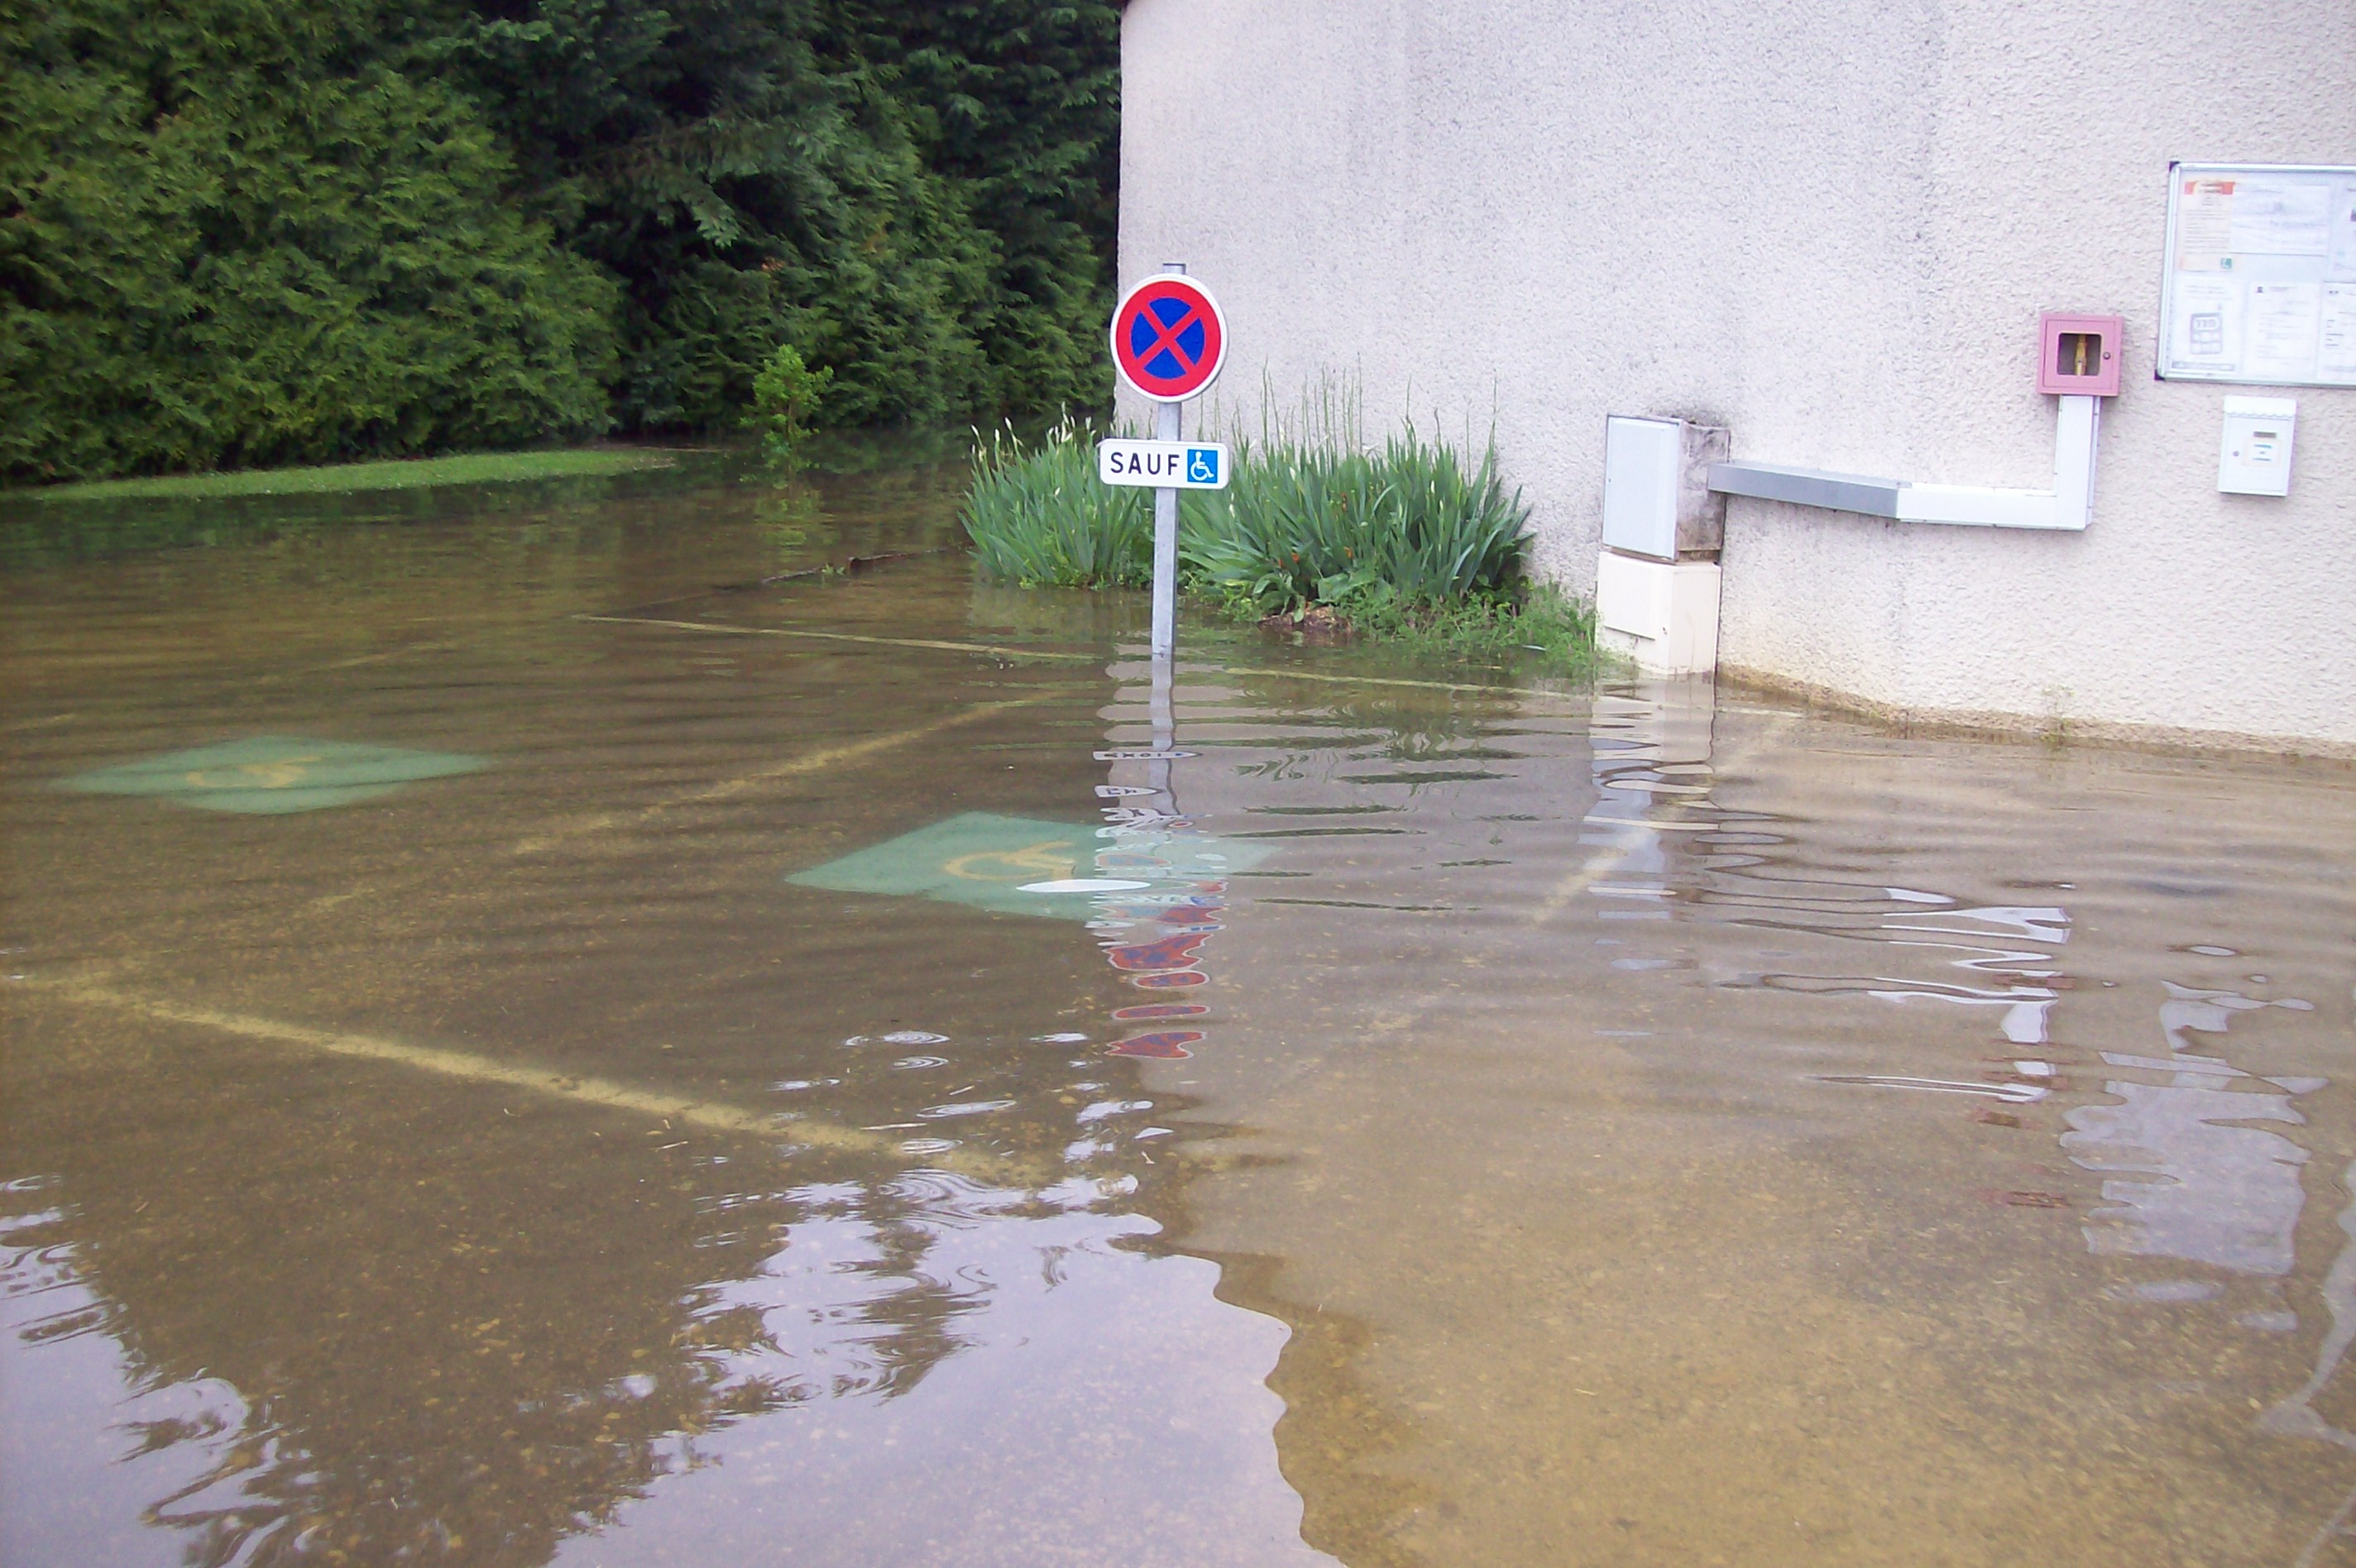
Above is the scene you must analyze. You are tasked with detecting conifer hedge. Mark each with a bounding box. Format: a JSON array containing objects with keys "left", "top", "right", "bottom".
[{"left": 0, "top": 0, "right": 1121, "bottom": 483}]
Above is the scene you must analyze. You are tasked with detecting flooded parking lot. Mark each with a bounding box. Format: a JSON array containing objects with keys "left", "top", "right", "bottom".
[{"left": 5, "top": 448, "right": 2354, "bottom": 1566}]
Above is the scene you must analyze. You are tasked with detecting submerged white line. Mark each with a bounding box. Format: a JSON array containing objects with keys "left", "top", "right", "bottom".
[
  {"left": 18, "top": 977, "right": 1033, "bottom": 1181},
  {"left": 506, "top": 691, "right": 1059, "bottom": 855},
  {"left": 577, "top": 614, "right": 1102, "bottom": 662},
  {"left": 583, "top": 612, "right": 1598, "bottom": 702},
  {"left": 1530, "top": 716, "right": 1797, "bottom": 926}
]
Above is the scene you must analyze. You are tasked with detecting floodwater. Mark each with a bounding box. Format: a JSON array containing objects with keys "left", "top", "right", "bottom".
[{"left": 4, "top": 444, "right": 2354, "bottom": 1568}]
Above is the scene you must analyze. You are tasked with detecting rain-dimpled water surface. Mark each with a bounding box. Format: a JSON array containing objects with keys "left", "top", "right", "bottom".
[{"left": 4, "top": 444, "right": 2354, "bottom": 1567}]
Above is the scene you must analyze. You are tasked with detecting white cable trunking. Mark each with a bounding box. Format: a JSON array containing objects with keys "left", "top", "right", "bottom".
[{"left": 1707, "top": 394, "right": 2102, "bottom": 533}]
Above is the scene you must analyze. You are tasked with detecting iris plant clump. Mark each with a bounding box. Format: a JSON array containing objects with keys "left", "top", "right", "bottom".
[
  {"left": 961, "top": 418, "right": 1152, "bottom": 588},
  {"left": 1183, "top": 422, "right": 1528, "bottom": 614},
  {"left": 959, "top": 407, "right": 1594, "bottom": 667}
]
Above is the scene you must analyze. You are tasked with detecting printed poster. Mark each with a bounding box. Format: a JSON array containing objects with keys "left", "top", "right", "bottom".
[
  {"left": 2163, "top": 165, "right": 2356, "bottom": 386},
  {"left": 2167, "top": 276, "right": 2243, "bottom": 375},
  {"left": 2319, "top": 285, "right": 2356, "bottom": 384}
]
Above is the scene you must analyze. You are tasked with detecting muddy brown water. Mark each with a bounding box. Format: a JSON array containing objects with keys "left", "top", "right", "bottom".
[{"left": 3, "top": 444, "right": 2354, "bottom": 1567}]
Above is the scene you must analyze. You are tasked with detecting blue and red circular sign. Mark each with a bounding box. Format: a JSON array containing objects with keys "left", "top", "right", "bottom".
[{"left": 1110, "top": 275, "right": 1227, "bottom": 402}]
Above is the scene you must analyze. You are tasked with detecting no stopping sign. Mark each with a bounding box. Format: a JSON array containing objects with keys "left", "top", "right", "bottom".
[{"left": 1111, "top": 275, "right": 1227, "bottom": 402}]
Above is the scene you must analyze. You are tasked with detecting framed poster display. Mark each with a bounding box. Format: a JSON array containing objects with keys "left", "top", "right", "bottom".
[{"left": 2158, "top": 163, "right": 2356, "bottom": 388}]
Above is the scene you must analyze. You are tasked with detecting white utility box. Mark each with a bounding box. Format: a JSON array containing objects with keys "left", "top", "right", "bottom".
[
  {"left": 1602, "top": 416, "right": 1730, "bottom": 560},
  {"left": 2219, "top": 396, "right": 2297, "bottom": 496},
  {"left": 1596, "top": 552, "right": 1722, "bottom": 675}
]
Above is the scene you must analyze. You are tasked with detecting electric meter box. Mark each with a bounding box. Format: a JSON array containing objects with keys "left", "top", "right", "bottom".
[
  {"left": 1602, "top": 416, "right": 1731, "bottom": 562},
  {"left": 2218, "top": 396, "right": 2297, "bottom": 496}
]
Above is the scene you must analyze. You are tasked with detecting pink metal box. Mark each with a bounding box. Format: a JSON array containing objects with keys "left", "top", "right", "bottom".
[{"left": 2038, "top": 312, "right": 2124, "bottom": 396}]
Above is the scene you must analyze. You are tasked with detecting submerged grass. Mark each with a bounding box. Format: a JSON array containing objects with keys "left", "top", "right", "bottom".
[
  {"left": 1344, "top": 581, "right": 1598, "bottom": 665},
  {"left": 959, "top": 402, "right": 1597, "bottom": 671},
  {"left": 19, "top": 447, "right": 676, "bottom": 502}
]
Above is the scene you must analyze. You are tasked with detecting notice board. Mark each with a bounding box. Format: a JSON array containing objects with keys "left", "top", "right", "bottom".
[{"left": 2158, "top": 164, "right": 2356, "bottom": 388}]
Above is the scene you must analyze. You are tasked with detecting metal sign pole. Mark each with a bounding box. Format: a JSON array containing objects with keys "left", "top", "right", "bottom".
[
  {"left": 1149, "top": 261, "right": 1185, "bottom": 663},
  {"left": 1147, "top": 631, "right": 1176, "bottom": 813},
  {"left": 1150, "top": 364, "right": 1180, "bottom": 805},
  {"left": 1151, "top": 399, "right": 1180, "bottom": 661},
  {"left": 1147, "top": 263, "right": 1185, "bottom": 806}
]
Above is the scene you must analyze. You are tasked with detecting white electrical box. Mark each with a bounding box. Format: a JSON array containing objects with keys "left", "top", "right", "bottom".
[
  {"left": 1602, "top": 415, "right": 1729, "bottom": 561},
  {"left": 1595, "top": 551, "right": 1722, "bottom": 675},
  {"left": 2218, "top": 396, "right": 2297, "bottom": 495},
  {"left": 1602, "top": 417, "right": 1682, "bottom": 559}
]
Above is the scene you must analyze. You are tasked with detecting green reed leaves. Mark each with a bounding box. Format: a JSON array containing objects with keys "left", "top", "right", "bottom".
[
  {"left": 959, "top": 412, "right": 1597, "bottom": 662},
  {"left": 962, "top": 411, "right": 1540, "bottom": 610},
  {"left": 960, "top": 418, "right": 1152, "bottom": 588},
  {"left": 1182, "top": 423, "right": 1530, "bottom": 614},
  {"left": 958, "top": 410, "right": 1594, "bottom": 667}
]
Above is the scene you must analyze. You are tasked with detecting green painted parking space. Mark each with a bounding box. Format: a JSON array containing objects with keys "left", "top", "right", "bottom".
[
  {"left": 58, "top": 736, "right": 488, "bottom": 815},
  {"left": 788, "top": 810, "right": 1267, "bottom": 920}
]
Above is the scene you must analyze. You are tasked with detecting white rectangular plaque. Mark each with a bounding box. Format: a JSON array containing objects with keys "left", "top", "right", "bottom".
[{"left": 1097, "top": 439, "right": 1233, "bottom": 490}]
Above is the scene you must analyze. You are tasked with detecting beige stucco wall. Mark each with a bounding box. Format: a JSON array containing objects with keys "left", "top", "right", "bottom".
[{"left": 1118, "top": 0, "right": 2356, "bottom": 750}]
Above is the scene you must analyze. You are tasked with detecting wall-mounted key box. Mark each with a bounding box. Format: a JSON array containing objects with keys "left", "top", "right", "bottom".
[
  {"left": 2038, "top": 313, "right": 2125, "bottom": 396},
  {"left": 2218, "top": 396, "right": 2296, "bottom": 496}
]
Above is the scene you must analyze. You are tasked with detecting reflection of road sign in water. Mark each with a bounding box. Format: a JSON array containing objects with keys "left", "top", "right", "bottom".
[
  {"left": 57, "top": 736, "right": 486, "bottom": 814},
  {"left": 1107, "top": 932, "right": 1212, "bottom": 972},
  {"left": 1113, "top": 1002, "right": 1211, "bottom": 1021},
  {"left": 1110, "top": 275, "right": 1227, "bottom": 402},
  {"left": 1106, "top": 1031, "right": 1202, "bottom": 1059}
]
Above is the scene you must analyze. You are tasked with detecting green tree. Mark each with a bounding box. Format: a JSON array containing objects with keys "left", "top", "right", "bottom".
[
  {"left": 0, "top": 0, "right": 617, "bottom": 482},
  {"left": 828, "top": 0, "right": 1122, "bottom": 414},
  {"left": 430, "top": 0, "right": 1008, "bottom": 431},
  {"left": 749, "top": 342, "right": 832, "bottom": 457},
  {"left": 1, "top": 0, "right": 1126, "bottom": 482}
]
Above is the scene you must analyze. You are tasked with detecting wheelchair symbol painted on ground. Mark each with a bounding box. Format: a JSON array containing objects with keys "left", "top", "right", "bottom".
[
  {"left": 942, "top": 839, "right": 1081, "bottom": 885},
  {"left": 58, "top": 736, "right": 486, "bottom": 814},
  {"left": 791, "top": 812, "right": 1265, "bottom": 922},
  {"left": 183, "top": 754, "right": 325, "bottom": 791}
]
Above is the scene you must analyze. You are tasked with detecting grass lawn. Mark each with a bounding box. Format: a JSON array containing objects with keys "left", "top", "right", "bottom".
[{"left": 19, "top": 447, "right": 678, "bottom": 503}]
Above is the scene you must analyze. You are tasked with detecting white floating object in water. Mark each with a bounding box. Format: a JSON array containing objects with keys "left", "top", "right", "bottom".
[
  {"left": 1019, "top": 878, "right": 1150, "bottom": 894},
  {"left": 1814, "top": 1073, "right": 2048, "bottom": 1103}
]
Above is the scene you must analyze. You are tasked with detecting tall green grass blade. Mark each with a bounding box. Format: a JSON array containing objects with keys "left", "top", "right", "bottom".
[{"left": 960, "top": 417, "right": 1152, "bottom": 589}]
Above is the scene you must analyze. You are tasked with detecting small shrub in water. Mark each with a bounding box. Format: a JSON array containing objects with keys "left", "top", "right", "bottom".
[
  {"left": 961, "top": 418, "right": 1152, "bottom": 589},
  {"left": 749, "top": 345, "right": 834, "bottom": 460}
]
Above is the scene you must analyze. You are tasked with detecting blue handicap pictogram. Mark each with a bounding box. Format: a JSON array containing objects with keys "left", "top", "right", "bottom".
[{"left": 1186, "top": 447, "right": 1220, "bottom": 485}]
